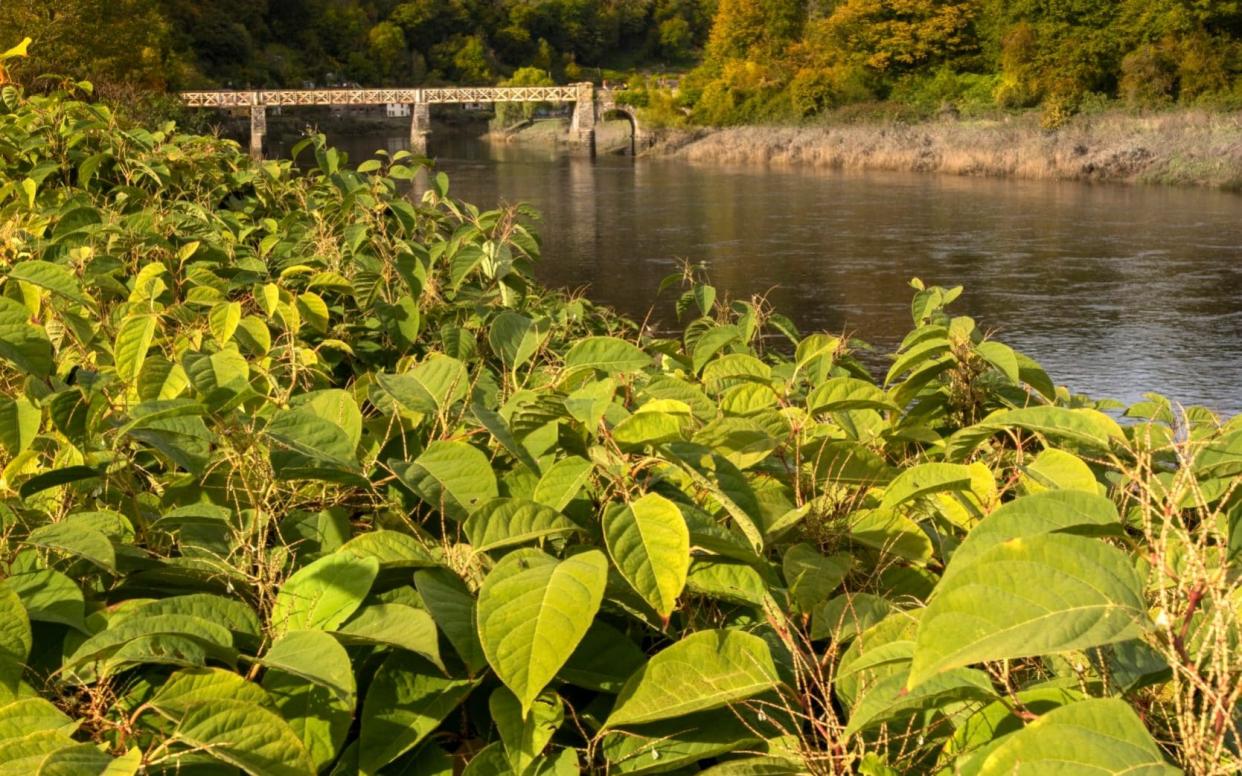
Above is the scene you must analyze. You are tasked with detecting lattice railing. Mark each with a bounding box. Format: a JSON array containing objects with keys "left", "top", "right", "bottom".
[{"left": 181, "top": 84, "right": 592, "bottom": 109}]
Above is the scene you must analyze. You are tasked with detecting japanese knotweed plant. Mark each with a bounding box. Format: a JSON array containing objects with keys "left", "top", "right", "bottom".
[{"left": 0, "top": 82, "right": 1238, "bottom": 776}]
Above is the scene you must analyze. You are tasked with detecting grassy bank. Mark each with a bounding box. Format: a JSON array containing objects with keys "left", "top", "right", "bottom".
[{"left": 652, "top": 109, "right": 1242, "bottom": 189}]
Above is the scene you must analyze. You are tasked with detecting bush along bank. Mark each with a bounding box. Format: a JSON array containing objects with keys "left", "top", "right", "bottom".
[{"left": 0, "top": 86, "right": 1239, "bottom": 775}]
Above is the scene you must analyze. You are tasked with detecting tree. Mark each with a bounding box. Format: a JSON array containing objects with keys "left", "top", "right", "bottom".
[{"left": 368, "top": 21, "right": 408, "bottom": 83}]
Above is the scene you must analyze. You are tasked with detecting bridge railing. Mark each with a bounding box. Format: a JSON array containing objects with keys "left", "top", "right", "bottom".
[{"left": 180, "top": 84, "right": 591, "bottom": 109}]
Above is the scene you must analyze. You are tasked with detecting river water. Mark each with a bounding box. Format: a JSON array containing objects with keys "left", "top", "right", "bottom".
[{"left": 273, "top": 130, "right": 1242, "bottom": 416}]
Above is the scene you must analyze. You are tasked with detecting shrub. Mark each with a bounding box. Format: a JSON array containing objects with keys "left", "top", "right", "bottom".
[{"left": 0, "top": 86, "right": 1238, "bottom": 776}]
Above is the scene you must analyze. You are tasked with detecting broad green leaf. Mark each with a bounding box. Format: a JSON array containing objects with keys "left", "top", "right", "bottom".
[
  {"left": 270, "top": 553, "right": 378, "bottom": 636},
  {"left": 0, "top": 698, "right": 75, "bottom": 742},
  {"left": 489, "top": 311, "right": 546, "bottom": 370},
  {"left": 414, "top": 568, "right": 487, "bottom": 674},
  {"left": 947, "top": 407, "right": 1125, "bottom": 460},
  {"left": 335, "top": 604, "right": 443, "bottom": 671},
  {"left": 558, "top": 620, "right": 647, "bottom": 693},
  {"left": 376, "top": 354, "right": 469, "bottom": 415},
  {"left": 262, "top": 632, "right": 355, "bottom": 770},
  {"left": 612, "top": 411, "right": 685, "bottom": 448},
  {"left": 848, "top": 509, "right": 934, "bottom": 565},
  {"left": 563, "top": 336, "right": 649, "bottom": 375},
  {"left": 477, "top": 550, "right": 608, "bottom": 715},
  {"left": 692, "top": 417, "right": 776, "bottom": 470},
  {"left": 1020, "top": 448, "right": 1101, "bottom": 494},
  {"left": 259, "top": 630, "right": 355, "bottom": 700},
  {"left": 962, "top": 698, "right": 1180, "bottom": 776},
  {"left": 782, "top": 544, "right": 851, "bottom": 613},
  {"left": 464, "top": 498, "right": 579, "bottom": 553},
  {"left": 114, "top": 311, "right": 158, "bottom": 384},
  {"left": 601, "top": 707, "right": 769, "bottom": 774},
  {"left": 8, "top": 260, "right": 87, "bottom": 304},
  {"left": 150, "top": 668, "right": 271, "bottom": 715},
  {"left": 0, "top": 297, "right": 54, "bottom": 377},
  {"left": 0, "top": 395, "right": 39, "bottom": 455},
  {"left": 35, "top": 743, "right": 142, "bottom": 775},
  {"left": 267, "top": 408, "right": 362, "bottom": 482},
  {"left": 173, "top": 699, "right": 315, "bottom": 776},
  {"left": 398, "top": 441, "right": 498, "bottom": 521},
  {"left": 490, "top": 687, "right": 563, "bottom": 775},
  {"left": 62, "top": 613, "right": 235, "bottom": 677},
  {"left": 686, "top": 558, "right": 769, "bottom": 607},
  {"left": 532, "top": 456, "right": 593, "bottom": 511},
  {"left": 1, "top": 569, "right": 85, "bottom": 631},
  {"left": 606, "top": 629, "right": 778, "bottom": 728},
  {"left": 339, "top": 530, "right": 438, "bottom": 569},
  {"left": 880, "top": 462, "right": 974, "bottom": 511},
  {"left": 943, "top": 490, "right": 1120, "bottom": 584},
  {"left": 845, "top": 666, "right": 995, "bottom": 736},
  {"left": 603, "top": 494, "right": 690, "bottom": 619},
  {"left": 909, "top": 534, "right": 1147, "bottom": 688},
  {"left": 208, "top": 301, "right": 241, "bottom": 344},
  {"left": 24, "top": 522, "right": 115, "bottom": 572},
  {"left": 807, "top": 377, "right": 896, "bottom": 414},
  {"left": 359, "top": 653, "right": 477, "bottom": 774}
]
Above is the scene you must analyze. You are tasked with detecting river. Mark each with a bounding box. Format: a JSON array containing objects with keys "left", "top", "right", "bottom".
[{"left": 272, "top": 130, "right": 1242, "bottom": 417}]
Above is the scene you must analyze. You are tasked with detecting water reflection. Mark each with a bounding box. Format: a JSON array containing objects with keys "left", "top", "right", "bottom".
[{"left": 272, "top": 130, "right": 1242, "bottom": 416}]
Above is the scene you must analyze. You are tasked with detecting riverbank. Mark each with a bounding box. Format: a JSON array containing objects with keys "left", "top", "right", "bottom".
[{"left": 650, "top": 110, "right": 1242, "bottom": 189}]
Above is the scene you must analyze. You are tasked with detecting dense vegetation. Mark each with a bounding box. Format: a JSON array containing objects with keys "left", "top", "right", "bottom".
[
  {"left": 3, "top": 1, "right": 1242, "bottom": 126},
  {"left": 1, "top": 71, "right": 1241, "bottom": 776}
]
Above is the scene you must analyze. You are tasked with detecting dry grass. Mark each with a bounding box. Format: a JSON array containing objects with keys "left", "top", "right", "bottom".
[{"left": 655, "top": 110, "right": 1242, "bottom": 189}]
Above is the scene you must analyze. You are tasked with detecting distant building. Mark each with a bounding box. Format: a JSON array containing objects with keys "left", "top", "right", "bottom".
[{"left": 386, "top": 103, "right": 411, "bottom": 118}]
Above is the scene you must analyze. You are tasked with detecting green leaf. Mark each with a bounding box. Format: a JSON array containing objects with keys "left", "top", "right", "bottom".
[
  {"left": 267, "top": 408, "right": 362, "bottom": 483},
  {"left": 18, "top": 466, "right": 102, "bottom": 501},
  {"left": 262, "top": 632, "right": 355, "bottom": 770},
  {"left": 335, "top": 604, "right": 444, "bottom": 671},
  {"left": 0, "top": 590, "right": 30, "bottom": 690},
  {"left": 807, "top": 377, "right": 896, "bottom": 414},
  {"left": 558, "top": 620, "right": 647, "bottom": 693},
  {"left": 477, "top": 550, "right": 608, "bottom": 715},
  {"left": 398, "top": 441, "right": 498, "bottom": 521},
  {"left": 35, "top": 743, "right": 142, "bottom": 776},
  {"left": 8, "top": 260, "right": 88, "bottom": 304},
  {"left": 0, "top": 395, "right": 39, "bottom": 455},
  {"left": 376, "top": 355, "right": 469, "bottom": 415},
  {"left": 339, "top": 530, "right": 438, "bottom": 569},
  {"left": 909, "top": 533, "right": 1147, "bottom": 688},
  {"left": 24, "top": 521, "right": 115, "bottom": 572},
  {"left": 208, "top": 301, "right": 241, "bottom": 344},
  {"left": 414, "top": 569, "right": 487, "bottom": 674},
  {"left": 603, "top": 494, "right": 691, "bottom": 619},
  {"left": 150, "top": 668, "right": 271, "bottom": 716},
  {"left": 880, "top": 463, "right": 975, "bottom": 511},
  {"left": 489, "top": 311, "right": 546, "bottom": 370},
  {"left": 962, "top": 698, "right": 1180, "bottom": 776},
  {"left": 359, "top": 653, "right": 477, "bottom": 774},
  {"left": 490, "top": 687, "right": 563, "bottom": 775},
  {"left": 113, "top": 313, "right": 158, "bottom": 385},
  {"left": 601, "top": 707, "right": 768, "bottom": 774},
  {"left": 845, "top": 666, "right": 995, "bottom": 736},
  {"left": 464, "top": 498, "right": 580, "bottom": 553},
  {"left": 782, "top": 544, "right": 851, "bottom": 613},
  {"left": 270, "top": 553, "right": 378, "bottom": 637},
  {"left": 259, "top": 630, "right": 355, "bottom": 700},
  {"left": 606, "top": 629, "right": 779, "bottom": 728},
  {"left": 173, "top": 699, "right": 316, "bottom": 776},
  {"left": 532, "top": 457, "right": 594, "bottom": 512},
  {"left": 947, "top": 407, "right": 1125, "bottom": 461},
  {"left": 0, "top": 297, "right": 53, "bottom": 377},
  {"left": 612, "top": 411, "right": 685, "bottom": 448},
  {"left": 943, "top": 490, "right": 1120, "bottom": 584},
  {"left": 1, "top": 569, "right": 85, "bottom": 631},
  {"left": 563, "top": 336, "right": 649, "bottom": 375},
  {"left": 0, "top": 698, "right": 76, "bottom": 742}
]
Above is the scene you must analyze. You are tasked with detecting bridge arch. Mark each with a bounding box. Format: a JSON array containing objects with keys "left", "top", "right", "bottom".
[{"left": 598, "top": 103, "right": 642, "bottom": 155}]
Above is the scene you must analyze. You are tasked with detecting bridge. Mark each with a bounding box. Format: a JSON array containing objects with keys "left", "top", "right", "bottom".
[{"left": 179, "top": 83, "right": 641, "bottom": 160}]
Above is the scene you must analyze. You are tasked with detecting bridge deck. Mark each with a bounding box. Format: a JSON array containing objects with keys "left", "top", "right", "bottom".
[{"left": 181, "top": 85, "right": 587, "bottom": 108}]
